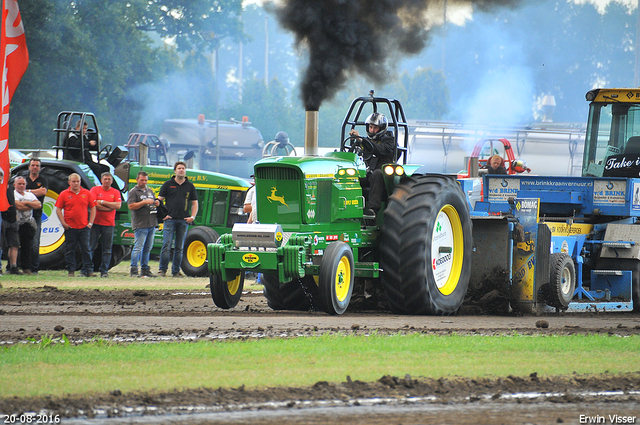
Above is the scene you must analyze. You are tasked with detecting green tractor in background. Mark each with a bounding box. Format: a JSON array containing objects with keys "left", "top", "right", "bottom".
[
  {"left": 208, "top": 94, "right": 473, "bottom": 315},
  {"left": 11, "top": 111, "right": 251, "bottom": 275}
]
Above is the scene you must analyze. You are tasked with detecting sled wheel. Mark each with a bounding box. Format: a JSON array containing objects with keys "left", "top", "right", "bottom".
[
  {"left": 544, "top": 253, "right": 576, "bottom": 310},
  {"left": 182, "top": 227, "right": 220, "bottom": 277},
  {"left": 380, "top": 175, "right": 473, "bottom": 315},
  {"left": 261, "top": 273, "right": 316, "bottom": 311},
  {"left": 318, "top": 242, "right": 354, "bottom": 315},
  {"left": 210, "top": 272, "right": 245, "bottom": 309}
]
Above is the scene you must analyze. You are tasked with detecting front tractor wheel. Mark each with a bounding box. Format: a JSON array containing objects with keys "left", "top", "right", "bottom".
[
  {"left": 380, "top": 175, "right": 473, "bottom": 315},
  {"left": 544, "top": 253, "right": 576, "bottom": 310},
  {"left": 319, "top": 242, "right": 354, "bottom": 315},
  {"left": 210, "top": 272, "right": 245, "bottom": 309},
  {"left": 182, "top": 227, "right": 220, "bottom": 277}
]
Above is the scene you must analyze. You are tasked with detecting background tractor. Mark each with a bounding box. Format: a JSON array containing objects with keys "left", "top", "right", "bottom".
[
  {"left": 11, "top": 111, "right": 250, "bottom": 276},
  {"left": 465, "top": 88, "right": 640, "bottom": 313}
]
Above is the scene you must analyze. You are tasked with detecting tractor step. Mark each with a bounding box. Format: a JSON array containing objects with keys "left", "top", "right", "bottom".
[
  {"left": 601, "top": 242, "right": 634, "bottom": 249},
  {"left": 591, "top": 269, "right": 623, "bottom": 275}
]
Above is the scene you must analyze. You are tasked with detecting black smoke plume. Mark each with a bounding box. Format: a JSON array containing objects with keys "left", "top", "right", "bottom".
[{"left": 275, "top": 0, "right": 520, "bottom": 110}]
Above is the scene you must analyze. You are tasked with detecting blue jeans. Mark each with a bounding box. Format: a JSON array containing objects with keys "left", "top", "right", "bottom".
[
  {"left": 90, "top": 224, "right": 114, "bottom": 274},
  {"left": 159, "top": 219, "right": 188, "bottom": 274},
  {"left": 130, "top": 227, "right": 156, "bottom": 270},
  {"left": 64, "top": 227, "right": 93, "bottom": 274}
]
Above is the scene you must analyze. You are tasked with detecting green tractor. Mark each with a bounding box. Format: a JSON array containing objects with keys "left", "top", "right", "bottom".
[
  {"left": 208, "top": 94, "right": 473, "bottom": 315},
  {"left": 11, "top": 111, "right": 251, "bottom": 275}
]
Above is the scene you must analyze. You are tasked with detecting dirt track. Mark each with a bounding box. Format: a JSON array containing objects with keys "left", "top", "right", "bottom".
[{"left": 1, "top": 286, "right": 640, "bottom": 423}]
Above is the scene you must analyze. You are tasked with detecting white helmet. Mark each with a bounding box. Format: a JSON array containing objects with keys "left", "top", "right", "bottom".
[{"left": 365, "top": 112, "right": 388, "bottom": 140}]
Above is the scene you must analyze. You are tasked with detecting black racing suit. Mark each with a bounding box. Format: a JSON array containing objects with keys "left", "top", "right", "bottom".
[{"left": 361, "top": 131, "right": 397, "bottom": 212}]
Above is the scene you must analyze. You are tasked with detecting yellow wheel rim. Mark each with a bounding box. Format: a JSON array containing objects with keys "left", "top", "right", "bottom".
[
  {"left": 227, "top": 274, "right": 242, "bottom": 296},
  {"left": 335, "top": 256, "right": 351, "bottom": 302},
  {"left": 431, "top": 204, "right": 464, "bottom": 296},
  {"left": 187, "top": 240, "right": 207, "bottom": 268}
]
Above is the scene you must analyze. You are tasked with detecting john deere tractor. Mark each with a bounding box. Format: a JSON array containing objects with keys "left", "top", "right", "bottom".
[
  {"left": 208, "top": 94, "right": 473, "bottom": 315},
  {"left": 12, "top": 111, "right": 250, "bottom": 275}
]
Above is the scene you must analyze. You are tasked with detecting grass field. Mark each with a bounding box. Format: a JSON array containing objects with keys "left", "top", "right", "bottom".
[
  {"left": 2, "top": 264, "right": 639, "bottom": 401},
  {"left": 1, "top": 333, "right": 639, "bottom": 398}
]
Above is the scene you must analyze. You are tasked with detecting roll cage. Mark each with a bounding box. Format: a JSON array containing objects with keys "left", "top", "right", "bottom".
[{"left": 340, "top": 90, "right": 409, "bottom": 165}]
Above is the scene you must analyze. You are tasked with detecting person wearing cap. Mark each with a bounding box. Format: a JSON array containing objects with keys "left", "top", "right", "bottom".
[{"left": 243, "top": 175, "right": 257, "bottom": 223}]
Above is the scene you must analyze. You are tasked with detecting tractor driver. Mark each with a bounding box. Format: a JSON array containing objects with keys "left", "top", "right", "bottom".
[
  {"left": 349, "top": 112, "right": 397, "bottom": 217},
  {"left": 65, "top": 120, "right": 110, "bottom": 181},
  {"left": 65, "top": 120, "right": 97, "bottom": 162}
]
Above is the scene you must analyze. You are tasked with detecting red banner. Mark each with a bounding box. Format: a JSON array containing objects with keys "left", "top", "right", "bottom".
[{"left": 0, "top": 0, "right": 28, "bottom": 211}]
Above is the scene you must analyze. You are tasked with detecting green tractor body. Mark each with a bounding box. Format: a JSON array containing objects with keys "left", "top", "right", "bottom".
[{"left": 208, "top": 94, "right": 473, "bottom": 315}]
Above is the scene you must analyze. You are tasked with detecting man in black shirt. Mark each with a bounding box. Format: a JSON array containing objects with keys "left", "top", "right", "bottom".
[
  {"left": 157, "top": 161, "right": 198, "bottom": 277},
  {"left": 25, "top": 158, "right": 48, "bottom": 273}
]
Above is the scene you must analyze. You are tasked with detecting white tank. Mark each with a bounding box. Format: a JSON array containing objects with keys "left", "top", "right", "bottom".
[{"left": 407, "top": 120, "right": 586, "bottom": 176}]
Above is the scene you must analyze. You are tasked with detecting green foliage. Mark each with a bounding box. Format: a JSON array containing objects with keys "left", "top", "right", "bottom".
[
  {"left": 12, "top": 0, "right": 179, "bottom": 148},
  {"left": 1, "top": 333, "right": 638, "bottom": 398},
  {"left": 135, "top": 0, "right": 245, "bottom": 52}
]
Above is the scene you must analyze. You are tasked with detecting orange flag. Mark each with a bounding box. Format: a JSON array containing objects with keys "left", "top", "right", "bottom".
[{"left": 0, "top": 0, "right": 29, "bottom": 210}]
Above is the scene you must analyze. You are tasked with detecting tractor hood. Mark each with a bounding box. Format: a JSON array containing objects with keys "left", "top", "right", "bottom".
[{"left": 253, "top": 151, "right": 366, "bottom": 230}]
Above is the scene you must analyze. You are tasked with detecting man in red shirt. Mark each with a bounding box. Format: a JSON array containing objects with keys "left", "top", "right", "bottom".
[
  {"left": 90, "top": 172, "right": 122, "bottom": 278},
  {"left": 55, "top": 173, "right": 97, "bottom": 277}
]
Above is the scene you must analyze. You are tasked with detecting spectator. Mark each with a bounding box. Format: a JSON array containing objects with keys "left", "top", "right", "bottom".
[
  {"left": 127, "top": 171, "right": 159, "bottom": 278},
  {"left": 157, "top": 161, "right": 198, "bottom": 277},
  {"left": 12, "top": 176, "right": 41, "bottom": 275},
  {"left": 243, "top": 175, "right": 257, "bottom": 223},
  {"left": 0, "top": 169, "right": 17, "bottom": 275},
  {"left": 55, "top": 173, "right": 96, "bottom": 277},
  {"left": 90, "top": 172, "right": 122, "bottom": 278},
  {"left": 25, "top": 158, "right": 48, "bottom": 274}
]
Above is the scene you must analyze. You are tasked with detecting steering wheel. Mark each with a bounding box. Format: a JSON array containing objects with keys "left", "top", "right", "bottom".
[
  {"left": 341, "top": 136, "right": 374, "bottom": 161},
  {"left": 99, "top": 144, "right": 112, "bottom": 161}
]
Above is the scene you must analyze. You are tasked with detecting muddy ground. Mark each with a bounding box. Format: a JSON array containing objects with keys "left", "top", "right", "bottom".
[{"left": 1, "top": 286, "right": 640, "bottom": 423}]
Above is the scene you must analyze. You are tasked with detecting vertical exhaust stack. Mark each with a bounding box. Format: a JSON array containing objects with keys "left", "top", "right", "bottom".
[{"left": 304, "top": 110, "right": 319, "bottom": 156}]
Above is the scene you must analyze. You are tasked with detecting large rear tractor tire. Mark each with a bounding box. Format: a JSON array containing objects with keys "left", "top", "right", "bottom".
[
  {"left": 92, "top": 244, "right": 131, "bottom": 271},
  {"left": 318, "top": 242, "right": 354, "bottom": 315},
  {"left": 210, "top": 272, "right": 245, "bottom": 309},
  {"left": 38, "top": 167, "right": 73, "bottom": 270},
  {"left": 261, "top": 273, "right": 316, "bottom": 311},
  {"left": 544, "top": 253, "right": 576, "bottom": 310},
  {"left": 380, "top": 175, "right": 473, "bottom": 315},
  {"left": 181, "top": 226, "right": 220, "bottom": 277}
]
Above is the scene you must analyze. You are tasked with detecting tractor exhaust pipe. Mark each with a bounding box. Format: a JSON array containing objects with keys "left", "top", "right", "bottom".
[{"left": 304, "top": 110, "right": 319, "bottom": 156}]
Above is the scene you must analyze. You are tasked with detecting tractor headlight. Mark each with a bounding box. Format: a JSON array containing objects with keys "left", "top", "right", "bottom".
[
  {"left": 384, "top": 165, "right": 404, "bottom": 176},
  {"left": 337, "top": 168, "right": 357, "bottom": 178}
]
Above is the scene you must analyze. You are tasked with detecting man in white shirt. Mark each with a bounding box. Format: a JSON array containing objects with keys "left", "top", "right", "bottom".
[
  {"left": 243, "top": 175, "right": 257, "bottom": 223},
  {"left": 12, "top": 176, "right": 41, "bottom": 275}
]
